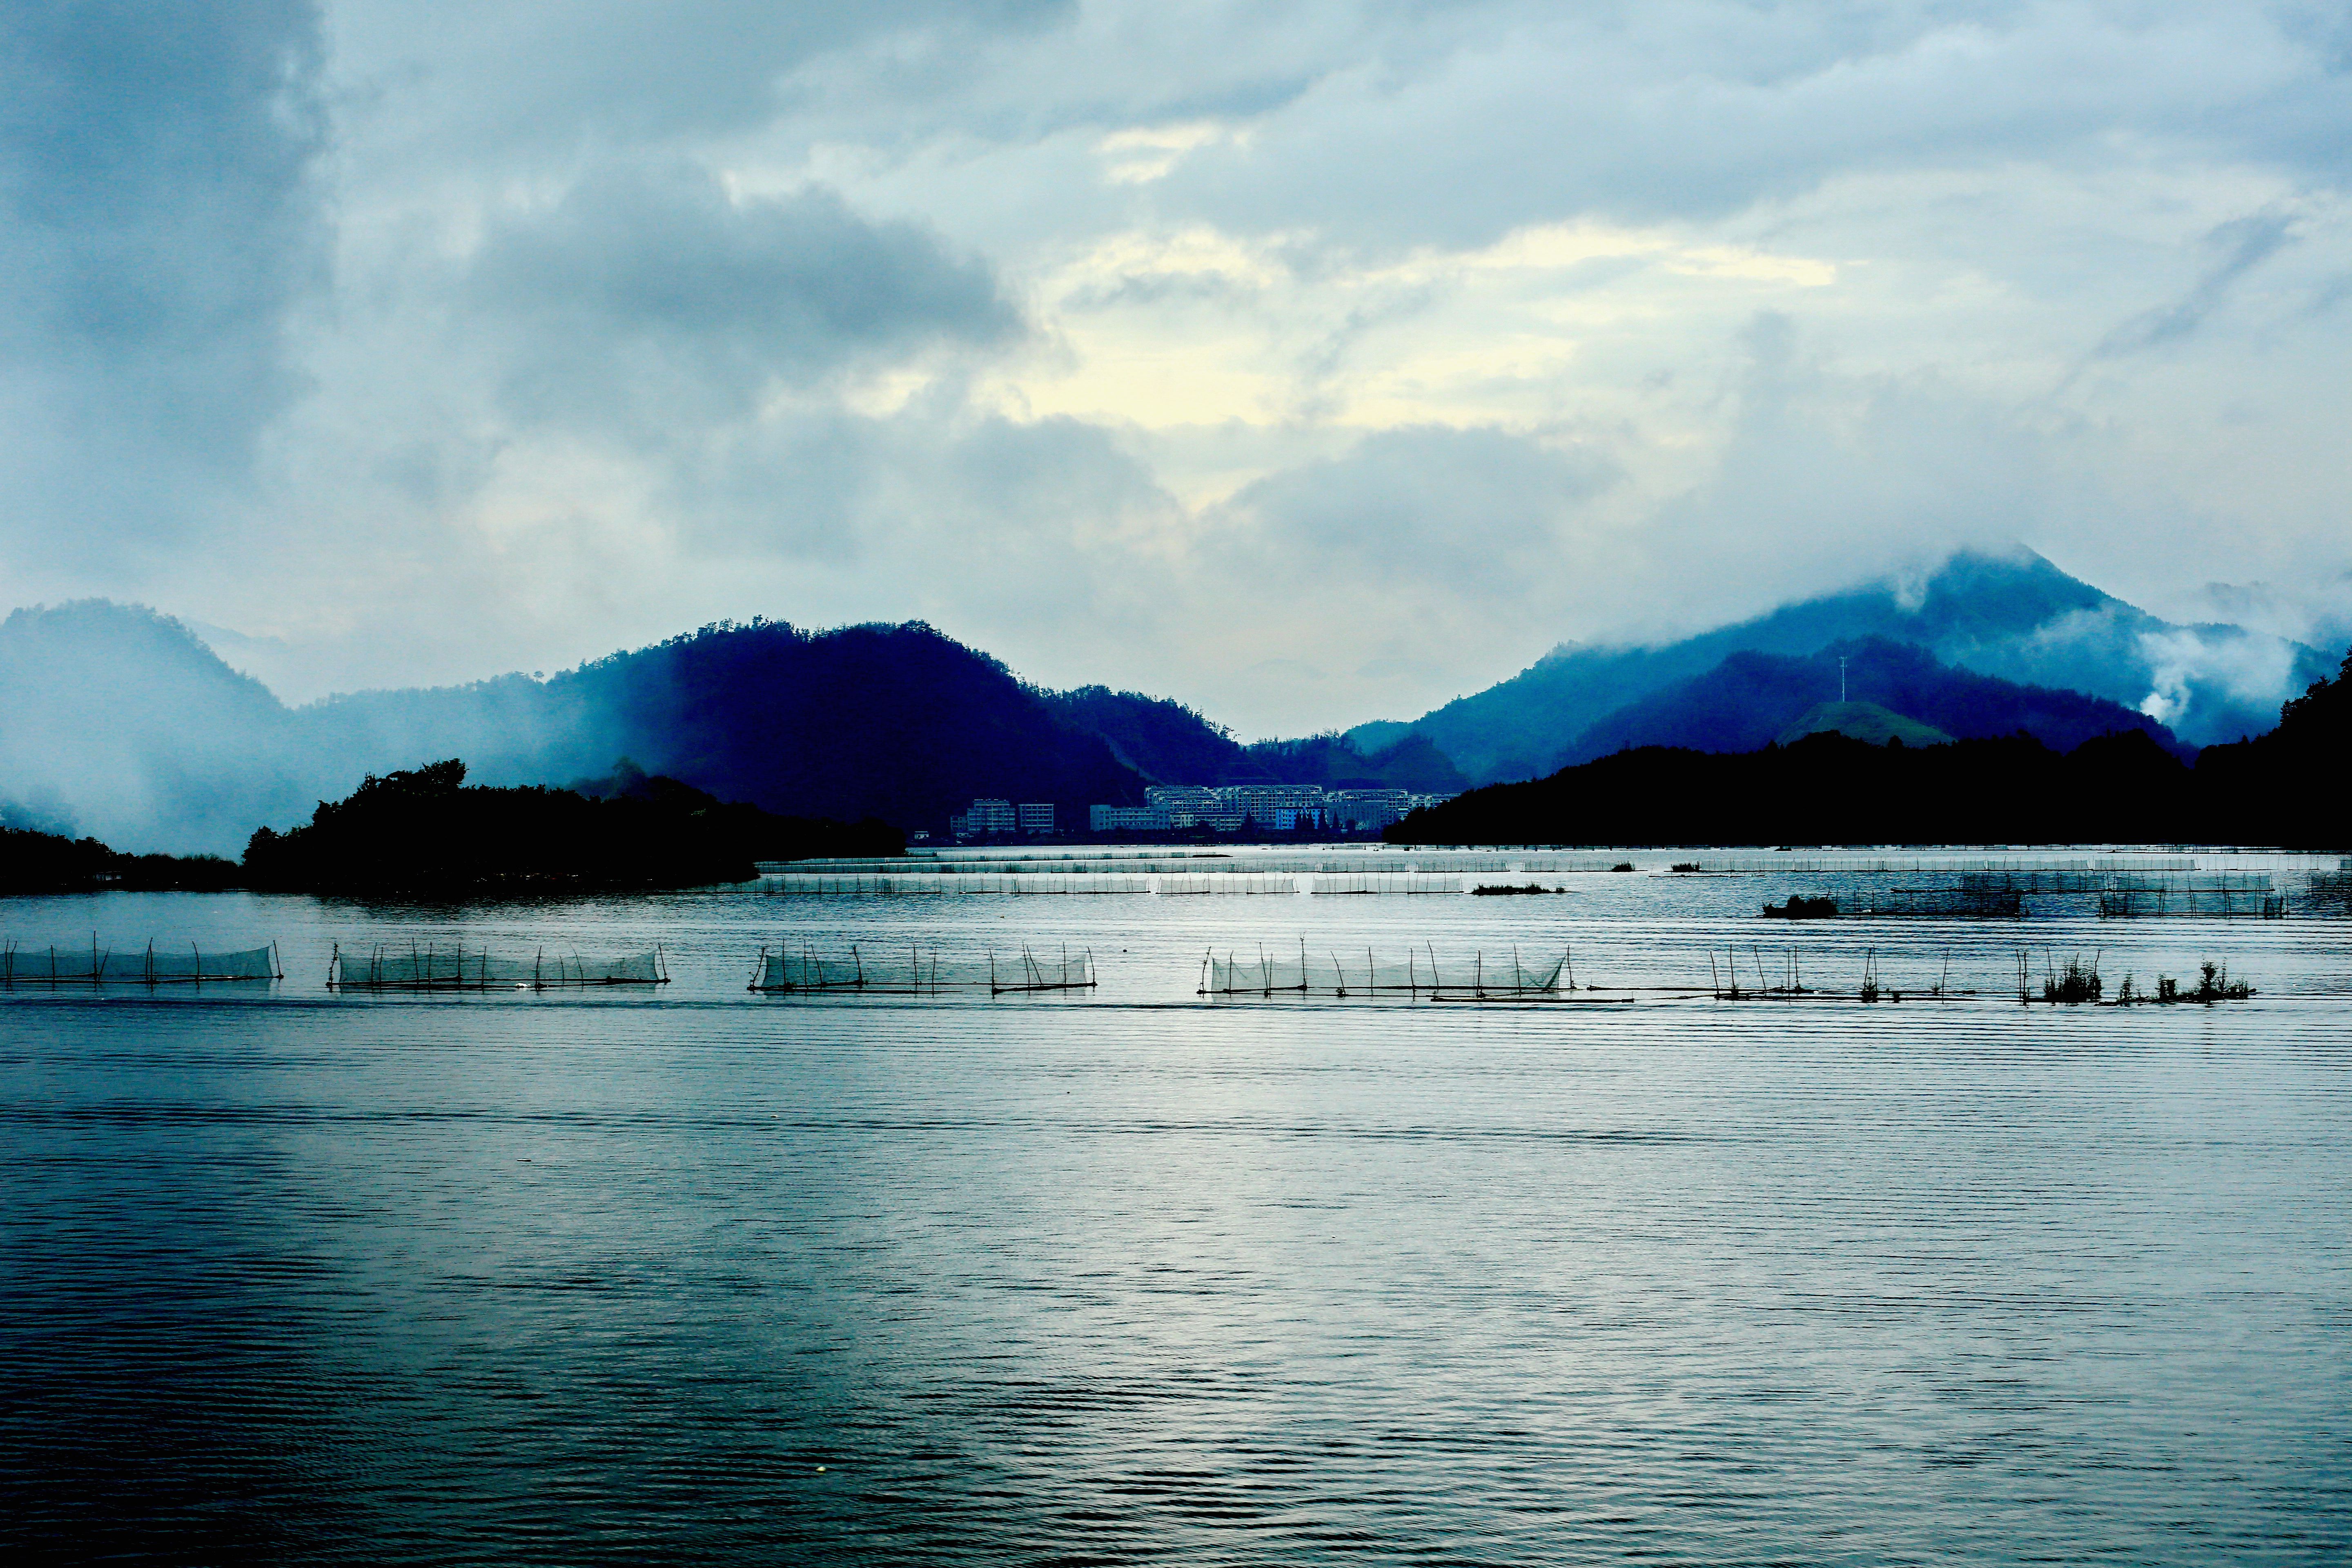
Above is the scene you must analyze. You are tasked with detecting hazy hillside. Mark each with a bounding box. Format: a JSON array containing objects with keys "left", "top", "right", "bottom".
[
  {"left": 1396, "top": 637, "right": 2352, "bottom": 850},
  {"left": 2, "top": 571, "right": 2299, "bottom": 855},
  {"left": 0, "top": 602, "right": 322, "bottom": 852},
  {"left": 1349, "top": 549, "right": 2329, "bottom": 782},
  {"left": 1559, "top": 638, "right": 2189, "bottom": 765},
  {"left": 0, "top": 606, "right": 1145, "bottom": 853},
  {"left": 1237, "top": 733, "right": 1469, "bottom": 792},
  {"left": 1037, "top": 686, "right": 1247, "bottom": 783},
  {"left": 1031, "top": 690, "right": 1467, "bottom": 792}
]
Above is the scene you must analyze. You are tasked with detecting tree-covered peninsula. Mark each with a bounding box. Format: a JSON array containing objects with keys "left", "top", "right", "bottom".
[
  {"left": 242, "top": 760, "right": 899, "bottom": 895},
  {"left": 0, "top": 827, "right": 241, "bottom": 894}
]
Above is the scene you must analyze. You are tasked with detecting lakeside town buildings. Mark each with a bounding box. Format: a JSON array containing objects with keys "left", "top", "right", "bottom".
[{"left": 946, "top": 785, "right": 1451, "bottom": 841}]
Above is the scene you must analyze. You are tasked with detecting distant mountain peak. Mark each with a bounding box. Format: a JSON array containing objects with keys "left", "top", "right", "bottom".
[{"left": 1355, "top": 545, "right": 2329, "bottom": 782}]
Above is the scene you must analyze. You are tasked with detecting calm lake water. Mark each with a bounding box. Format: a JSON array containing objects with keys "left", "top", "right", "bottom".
[{"left": 6, "top": 853, "right": 2350, "bottom": 1564}]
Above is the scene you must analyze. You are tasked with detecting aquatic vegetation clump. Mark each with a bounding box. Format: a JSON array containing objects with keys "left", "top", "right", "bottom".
[
  {"left": 2042, "top": 957, "right": 2103, "bottom": 1004},
  {"left": 1763, "top": 895, "right": 1838, "bottom": 919},
  {"left": 2116, "top": 961, "right": 2254, "bottom": 1004}
]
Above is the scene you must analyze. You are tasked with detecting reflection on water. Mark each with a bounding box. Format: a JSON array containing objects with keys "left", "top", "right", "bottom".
[{"left": 4, "top": 866, "right": 2350, "bottom": 1562}]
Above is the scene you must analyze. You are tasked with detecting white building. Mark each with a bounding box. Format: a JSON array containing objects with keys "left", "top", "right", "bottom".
[
  {"left": 1143, "top": 785, "right": 1222, "bottom": 812},
  {"left": 1092, "top": 781, "right": 1452, "bottom": 836},
  {"left": 1222, "top": 784, "right": 1329, "bottom": 818},
  {"left": 949, "top": 798, "right": 1017, "bottom": 838},
  {"left": 1090, "top": 805, "right": 1173, "bottom": 833}
]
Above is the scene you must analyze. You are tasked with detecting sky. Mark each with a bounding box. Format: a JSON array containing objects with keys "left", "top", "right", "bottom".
[{"left": 3, "top": 0, "right": 2350, "bottom": 736}]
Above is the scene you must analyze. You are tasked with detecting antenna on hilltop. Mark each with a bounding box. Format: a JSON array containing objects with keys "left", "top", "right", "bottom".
[{"left": 1839, "top": 655, "right": 1849, "bottom": 704}]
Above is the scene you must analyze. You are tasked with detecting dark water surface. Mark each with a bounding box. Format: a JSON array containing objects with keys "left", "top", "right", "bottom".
[{"left": 5, "top": 880, "right": 2350, "bottom": 1563}]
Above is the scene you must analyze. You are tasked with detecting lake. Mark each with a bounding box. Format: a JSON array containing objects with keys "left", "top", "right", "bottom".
[{"left": 5, "top": 850, "right": 2350, "bottom": 1563}]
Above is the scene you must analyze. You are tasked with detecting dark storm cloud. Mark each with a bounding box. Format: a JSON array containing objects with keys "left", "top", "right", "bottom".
[
  {"left": 465, "top": 163, "right": 1020, "bottom": 434},
  {"left": 0, "top": 1, "right": 325, "bottom": 567}
]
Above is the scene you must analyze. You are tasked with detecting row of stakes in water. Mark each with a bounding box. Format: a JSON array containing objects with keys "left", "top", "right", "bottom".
[
  {"left": 0, "top": 939, "right": 665, "bottom": 990},
  {"left": 0, "top": 935, "right": 2261, "bottom": 1005}
]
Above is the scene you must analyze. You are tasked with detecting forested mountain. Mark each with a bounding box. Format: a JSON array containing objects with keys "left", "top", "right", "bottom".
[
  {"left": 0, "top": 561, "right": 2332, "bottom": 856},
  {"left": 1559, "top": 637, "right": 2188, "bottom": 765},
  {"left": 1036, "top": 686, "right": 1247, "bottom": 783},
  {"left": 530, "top": 621, "right": 1144, "bottom": 827},
  {"left": 1236, "top": 733, "right": 1469, "bottom": 792},
  {"left": 1349, "top": 550, "right": 2329, "bottom": 783},
  {"left": 0, "top": 605, "right": 1145, "bottom": 852},
  {"left": 1033, "top": 688, "right": 1467, "bottom": 791},
  {"left": 1392, "top": 639, "right": 2352, "bottom": 850},
  {"left": 0, "top": 601, "right": 1452, "bottom": 855}
]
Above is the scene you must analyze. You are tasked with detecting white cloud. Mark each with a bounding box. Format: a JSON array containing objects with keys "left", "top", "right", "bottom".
[{"left": 5, "top": 0, "right": 2352, "bottom": 735}]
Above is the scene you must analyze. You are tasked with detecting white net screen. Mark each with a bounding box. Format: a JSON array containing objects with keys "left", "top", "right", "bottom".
[
  {"left": 331, "top": 945, "right": 666, "bottom": 988},
  {"left": 2, "top": 943, "right": 276, "bottom": 983},
  {"left": 1201, "top": 948, "right": 1566, "bottom": 994},
  {"left": 754, "top": 946, "right": 1094, "bottom": 992}
]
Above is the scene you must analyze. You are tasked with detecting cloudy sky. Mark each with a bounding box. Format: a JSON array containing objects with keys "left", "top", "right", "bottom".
[{"left": 4, "top": 1, "right": 2350, "bottom": 733}]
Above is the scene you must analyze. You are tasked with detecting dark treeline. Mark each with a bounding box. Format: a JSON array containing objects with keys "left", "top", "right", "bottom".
[
  {"left": 244, "top": 760, "right": 900, "bottom": 895},
  {"left": 1, "top": 760, "right": 899, "bottom": 896},
  {"left": 0, "top": 827, "right": 241, "bottom": 895},
  {"left": 1391, "top": 645, "right": 2352, "bottom": 849}
]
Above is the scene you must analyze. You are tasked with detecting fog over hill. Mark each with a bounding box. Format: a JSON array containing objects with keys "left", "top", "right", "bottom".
[
  {"left": 0, "top": 547, "right": 2327, "bottom": 852},
  {"left": 1558, "top": 638, "right": 2191, "bottom": 768},
  {"left": 1349, "top": 550, "right": 2330, "bottom": 784},
  {"left": 0, "top": 606, "right": 1145, "bottom": 853},
  {"left": 0, "top": 604, "right": 1450, "bottom": 854}
]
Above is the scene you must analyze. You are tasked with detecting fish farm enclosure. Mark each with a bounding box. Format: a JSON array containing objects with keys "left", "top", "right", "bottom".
[
  {"left": 5, "top": 847, "right": 2346, "bottom": 1007},
  {"left": 8, "top": 843, "right": 2352, "bottom": 1567}
]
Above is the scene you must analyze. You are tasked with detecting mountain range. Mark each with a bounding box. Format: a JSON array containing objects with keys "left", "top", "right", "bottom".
[
  {"left": 0, "top": 549, "right": 2336, "bottom": 854},
  {"left": 1559, "top": 637, "right": 2190, "bottom": 766},
  {"left": 1346, "top": 549, "right": 2330, "bottom": 782}
]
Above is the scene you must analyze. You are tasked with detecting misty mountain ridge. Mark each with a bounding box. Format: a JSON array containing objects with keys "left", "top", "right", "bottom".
[
  {"left": 1396, "top": 639, "right": 2352, "bottom": 851},
  {"left": 0, "top": 605, "right": 1147, "bottom": 853},
  {"left": 0, "top": 604, "right": 1450, "bottom": 855},
  {"left": 0, "top": 550, "right": 2325, "bottom": 854},
  {"left": 1559, "top": 637, "right": 2189, "bottom": 766},
  {"left": 1036, "top": 687, "right": 1467, "bottom": 792},
  {"left": 1347, "top": 548, "right": 2330, "bottom": 782}
]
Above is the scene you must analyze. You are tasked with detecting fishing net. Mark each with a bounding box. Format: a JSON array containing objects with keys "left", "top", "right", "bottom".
[
  {"left": 2097, "top": 888, "right": 2285, "bottom": 918},
  {"left": 1201, "top": 948, "right": 1566, "bottom": 995},
  {"left": 753, "top": 946, "right": 1093, "bottom": 993},
  {"left": 330, "top": 944, "right": 666, "bottom": 988},
  {"left": 1, "top": 942, "right": 277, "bottom": 984}
]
